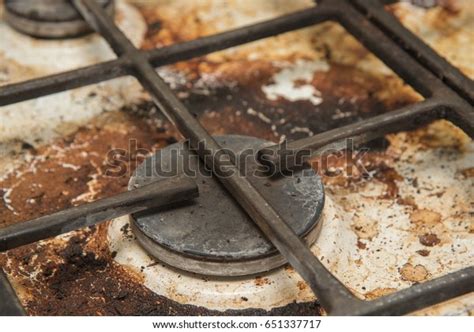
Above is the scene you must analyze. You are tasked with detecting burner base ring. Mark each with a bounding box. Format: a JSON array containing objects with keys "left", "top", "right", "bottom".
[
  {"left": 4, "top": 0, "right": 114, "bottom": 39},
  {"left": 129, "top": 135, "right": 325, "bottom": 276},
  {"left": 130, "top": 218, "right": 322, "bottom": 277}
]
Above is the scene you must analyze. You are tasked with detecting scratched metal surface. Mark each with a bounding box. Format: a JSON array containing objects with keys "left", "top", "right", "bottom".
[{"left": 0, "top": 0, "right": 472, "bottom": 315}]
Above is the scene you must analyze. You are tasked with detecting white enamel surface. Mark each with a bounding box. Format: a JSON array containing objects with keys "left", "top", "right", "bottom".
[
  {"left": 262, "top": 60, "right": 329, "bottom": 106},
  {"left": 320, "top": 144, "right": 474, "bottom": 293}
]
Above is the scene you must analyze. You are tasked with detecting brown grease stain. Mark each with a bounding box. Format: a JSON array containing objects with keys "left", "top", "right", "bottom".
[{"left": 399, "top": 263, "right": 429, "bottom": 283}]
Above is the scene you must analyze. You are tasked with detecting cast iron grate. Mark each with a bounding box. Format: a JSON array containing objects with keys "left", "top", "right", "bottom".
[{"left": 0, "top": 0, "right": 473, "bottom": 316}]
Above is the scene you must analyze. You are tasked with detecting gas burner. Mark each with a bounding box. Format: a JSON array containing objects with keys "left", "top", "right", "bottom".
[
  {"left": 4, "top": 0, "right": 114, "bottom": 38},
  {"left": 129, "top": 135, "right": 324, "bottom": 276},
  {"left": 0, "top": 0, "right": 144, "bottom": 71}
]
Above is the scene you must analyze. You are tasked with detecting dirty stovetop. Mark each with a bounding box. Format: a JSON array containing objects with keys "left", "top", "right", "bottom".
[{"left": 0, "top": 0, "right": 472, "bottom": 316}]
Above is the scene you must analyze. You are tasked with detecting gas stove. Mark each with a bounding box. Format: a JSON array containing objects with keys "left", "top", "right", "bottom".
[{"left": 0, "top": 0, "right": 472, "bottom": 316}]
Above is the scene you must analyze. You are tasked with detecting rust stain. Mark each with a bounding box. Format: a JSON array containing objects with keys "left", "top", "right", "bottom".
[
  {"left": 419, "top": 233, "right": 441, "bottom": 247},
  {"left": 364, "top": 287, "right": 397, "bottom": 300},
  {"left": 356, "top": 240, "right": 367, "bottom": 250},
  {"left": 409, "top": 209, "right": 450, "bottom": 246},
  {"left": 411, "top": 121, "right": 471, "bottom": 151},
  {"left": 310, "top": 149, "right": 401, "bottom": 194},
  {"left": 459, "top": 167, "right": 474, "bottom": 178},
  {"left": 416, "top": 249, "right": 431, "bottom": 257},
  {"left": 297, "top": 281, "right": 307, "bottom": 291},
  {"left": 284, "top": 265, "right": 295, "bottom": 273},
  {"left": 399, "top": 263, "right": 429, "bottom": 283},
  {"left": 254, "top": 276, "right": 271, "bottom": 287},
  {"left": 410, "top": 209, "right": 442, "bottom": 225},
  {"left": 198, "top": 106, "right": 275, "bottom": 142},
  {"left": 351, "top": 216, "right": 379, "bottom": 241},
  {"left": 0, "top": 112, "right": 174, "bottom": 228},
  {"left": 397, "top": 195, "right": 418, "bottom": 209}
]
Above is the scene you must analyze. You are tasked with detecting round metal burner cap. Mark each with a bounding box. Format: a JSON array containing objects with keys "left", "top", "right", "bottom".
[
  {"left": 4, "top": 0, "right": 114, "bottom": 38},
  {"left": 129, "top": 135, "right": 325, "bottom": 276}
]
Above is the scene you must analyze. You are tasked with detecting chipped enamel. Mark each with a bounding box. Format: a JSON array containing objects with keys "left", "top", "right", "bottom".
[{"left": 262, "top": 60, "right": 329, "bottom": 106}]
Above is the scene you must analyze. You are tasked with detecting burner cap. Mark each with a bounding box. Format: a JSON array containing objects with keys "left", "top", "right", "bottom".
[
  {"left": 129, "top": 135, "right": 325, "bottom": 276},
  {"left": 4, "top": 0, "right": 114, "bottom": 38}
]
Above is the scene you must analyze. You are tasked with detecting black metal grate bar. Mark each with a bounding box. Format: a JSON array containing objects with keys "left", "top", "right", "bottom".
[
  {"left": 356, "top": 266, "right": 474, "bottom": 316},
  {"left": 0, "top": 270, "right": 24, "bottom": 316},
  {"left": 0, "top": 6, "right": 336, "bottom": 107},
  {"left": 0, "top": 0, "right": 472, "bottom": 316},
  {"left": 334, "top": 0, "right": 444, "bottom": 98},
  {"left": 353, "top": 0, "right": 474, "bottom": 105},
  {"left": 258, "top": 98, "right": 445, "bottom": 172},
  {"left": 72, "top": 0, "right": 359, "bottom": 315},
  {"left": 0, "top": 175, "right": 198, "bottom": 252}
]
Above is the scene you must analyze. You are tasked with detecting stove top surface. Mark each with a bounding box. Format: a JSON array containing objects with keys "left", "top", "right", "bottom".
[{"left": 0, "top": 0, "right": 472, "bottom": 316}]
